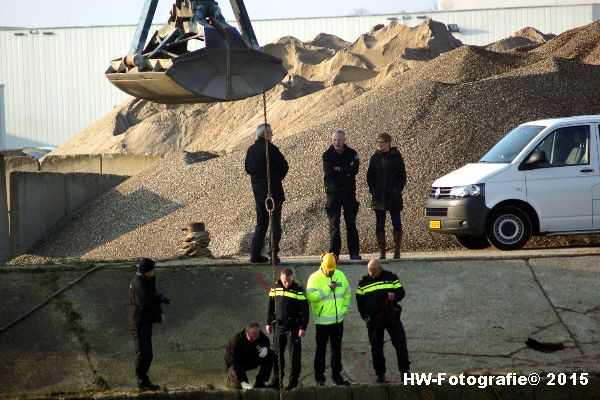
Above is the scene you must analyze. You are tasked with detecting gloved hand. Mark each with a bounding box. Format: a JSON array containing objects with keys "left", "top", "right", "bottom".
[
  {"left": 258, "top": 347, "right": 268, "bottom": 358},
  {"left": 241, "top": 381, "right": 253, "bottom": 390}
]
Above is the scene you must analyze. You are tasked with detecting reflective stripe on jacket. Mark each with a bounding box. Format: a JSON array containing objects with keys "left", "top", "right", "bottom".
[
  {"left": 356, "top": 270, "right": 405, "bottom": 321},
  {"left": 267, "top": 280, "right": 309, "bottom": 330},
  {"left": 306, "top": 269, "right": 351, "bottom": 325}
]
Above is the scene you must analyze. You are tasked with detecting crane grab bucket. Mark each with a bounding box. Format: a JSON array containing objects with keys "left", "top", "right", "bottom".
[{"left": 105, "top": 0, "right": 287, "bottom": 104}]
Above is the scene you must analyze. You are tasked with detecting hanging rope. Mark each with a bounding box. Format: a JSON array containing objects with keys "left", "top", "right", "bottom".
[{"left": 262, "top": 92, "right": 284, "bottom": 397}]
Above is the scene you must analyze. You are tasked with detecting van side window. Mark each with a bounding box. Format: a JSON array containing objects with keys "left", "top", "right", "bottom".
[{"left": 530, "top": 125, "right": 590, "bottom": 167}]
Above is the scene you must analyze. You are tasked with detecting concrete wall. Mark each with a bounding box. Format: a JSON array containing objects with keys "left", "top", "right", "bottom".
[
  {"left": 101, "top": 153, "right": 162, "bottom": 176},
  {"left": 0, "top": 156, "right": 9, "bottom": 264},
  {"left": 3, "top": 156, "right": 39, "bottom": 211},
  {"left": 9, "top": 172, "right": 127, "bottom": 258},
  {"left": 2, "top": 154, "right": 159, "bottom": 259},
  {"left": 40, "top": 154, "right": 102, "bottom": 173},
  {"left": 39, "top": 154, "right": 161, "bottom": 176}
]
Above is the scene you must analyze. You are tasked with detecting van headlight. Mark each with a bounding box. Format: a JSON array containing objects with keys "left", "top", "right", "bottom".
[{"left": 449, "top": 184, "right": 484, "bottom": 198}]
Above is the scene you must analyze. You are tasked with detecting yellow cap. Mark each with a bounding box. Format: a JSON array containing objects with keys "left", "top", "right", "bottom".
[{"left": 320, "top": 253, "right": 337, "bottom": 272}]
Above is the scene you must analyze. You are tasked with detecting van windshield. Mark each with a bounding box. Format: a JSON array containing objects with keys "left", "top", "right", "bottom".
[{"left": 480, "top": 125, "right": 545, "bottom": 163}]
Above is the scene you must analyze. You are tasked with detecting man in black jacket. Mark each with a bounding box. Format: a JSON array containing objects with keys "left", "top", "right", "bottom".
[
  {"left": 356, "top": 259, "right": 410, "bottom": 383},
  {"left": 322, "top": 130, "right": 361, "bottom": 259},
  {"left": 225, "top": 322, "right": 275, "bottom": 389},
  {"left": 366, "top": 132, "right": 407, "bottom": 259},
  {"left": 245, "top": 123, "right": 289, "bottom": 264},
  {"left": 266, "top": 268, "right": 309, "bottom": 390},
  {"left": 128, "top": 258, "right": 167, "bottom": 391}
]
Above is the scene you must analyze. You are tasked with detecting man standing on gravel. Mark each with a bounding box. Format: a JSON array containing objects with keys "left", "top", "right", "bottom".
[
  {"left": 322, "top": 130, "right": 361, "bottom": 260},
  {"left": 128, "top": 258, "right": 167, "bottom": 392},
  {"left": 356, "top": 259, "right": 410, "bottom": 383},
  {"left": 245, "top": 123, "right": 289, "bottom": 264}
]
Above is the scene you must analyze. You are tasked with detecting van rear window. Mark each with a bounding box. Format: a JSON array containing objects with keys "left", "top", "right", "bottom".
[{"left": 480, "top": 125, "right": 545, "bottom": 163}]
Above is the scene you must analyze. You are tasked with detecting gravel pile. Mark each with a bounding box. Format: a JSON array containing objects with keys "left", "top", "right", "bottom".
[
  {"left": 51, "top": 19, "right": 461, "bottom": 156},
  {"left": 11, "top": 20, "right": 600, "bottom": 264}
]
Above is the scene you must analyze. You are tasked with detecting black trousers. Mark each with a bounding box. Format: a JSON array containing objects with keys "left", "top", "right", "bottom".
[
  {"left": 326, "top": 193, "right": 360, "bottom": 256},
  {"left": 272, "top": 325, "right": 302, "bottom": 382},
  {"left": 367, "top": 317, "right": 410, "bottom": 376},
  {"left": 132, "top": 323, "right": 153, "bottom": 386},
  {"left": 314, "top": 322, "right": 344, "bottom": 382},
  {"left": 226, "top": 350, "right": 275, "bottom": 388},
  {"left": 251, "top": 201, "right": 282, "bottom": 257}
]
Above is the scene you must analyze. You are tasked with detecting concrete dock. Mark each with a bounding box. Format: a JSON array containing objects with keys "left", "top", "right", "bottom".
[{"left": 1, "top": 249, "right": 599, "bottom": 398}]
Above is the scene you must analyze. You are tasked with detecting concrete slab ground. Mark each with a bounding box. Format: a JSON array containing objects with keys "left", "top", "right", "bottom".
[{"left": 1, "top": 250, "right": 599, "bottom": 398}]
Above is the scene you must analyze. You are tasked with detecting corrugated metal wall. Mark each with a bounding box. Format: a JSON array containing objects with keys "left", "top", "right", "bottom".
[
  {"left": 0, "top": 4, "right": 596, "bottom": 149},
  {"left": 0, "top": 85, "right": 5, "bottom": 148}
]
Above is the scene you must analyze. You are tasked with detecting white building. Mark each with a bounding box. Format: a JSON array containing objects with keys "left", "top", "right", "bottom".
[
  {"left": 1, "top": 4, "right": 599, "bottom": 149},
  {"left": 437, "top": 0, "right": 600, "bottom": 10}
]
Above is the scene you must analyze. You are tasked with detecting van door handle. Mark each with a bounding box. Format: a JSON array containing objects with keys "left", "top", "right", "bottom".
[{"left": 581, "top": 169, "right": 595, "bottom": 173}]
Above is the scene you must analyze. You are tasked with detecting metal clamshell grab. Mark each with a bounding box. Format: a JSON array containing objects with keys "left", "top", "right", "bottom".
[{"left": 105, "top": 0, "right": 287, "bottom": 104}]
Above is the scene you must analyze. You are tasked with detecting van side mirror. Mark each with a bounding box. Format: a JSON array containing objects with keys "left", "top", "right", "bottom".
[{"left": 525, "top": 151, "right": 548, "bottom": 167}]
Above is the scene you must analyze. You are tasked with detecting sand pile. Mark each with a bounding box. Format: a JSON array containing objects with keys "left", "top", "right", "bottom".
[
  {"left": 51, "top": 19, "right": 461, "bottom": 157},
  {"left": 487, "top": 27, "right": 555, "bottom": 53},
  {"left": 12, "top": 20, "right": 600, "bottom": 264}
]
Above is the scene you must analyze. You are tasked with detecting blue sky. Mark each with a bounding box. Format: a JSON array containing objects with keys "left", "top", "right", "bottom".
[{"left": 0, "top": 0, "right": 437, "bottom": 28}]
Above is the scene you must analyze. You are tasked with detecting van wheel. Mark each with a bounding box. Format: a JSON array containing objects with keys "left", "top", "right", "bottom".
[
  {"left": 486, "top": 206, "right": 531, "bottom": 250},
  {"left": 454, "top": 235, "right": 490, "bottom": 250}
]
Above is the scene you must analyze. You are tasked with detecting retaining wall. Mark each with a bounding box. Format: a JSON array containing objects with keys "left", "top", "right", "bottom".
[
  {"left": 8, "top": 172, "right": 127, "bottom": 257},
  {"left": 101, "top": 153, "right": 162, "bottom": 176},
  {"left": 3, "top": 156, "right": 40, "bottom": 210},
  {"left": 39, "top": 154, "right": 162, "bottom": 175},
  {"left": 40, "top": 155, "right": 102, "bottom": 173}
]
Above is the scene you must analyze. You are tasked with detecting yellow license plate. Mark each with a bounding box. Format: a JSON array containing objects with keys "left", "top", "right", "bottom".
[{"left": 430, "top": 220, "right": 441, "bottom": 229}]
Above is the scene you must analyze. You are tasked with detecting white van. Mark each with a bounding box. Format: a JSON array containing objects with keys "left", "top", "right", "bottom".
[{"left": 425, "top": 115, "right": 600, "bottom": 250}]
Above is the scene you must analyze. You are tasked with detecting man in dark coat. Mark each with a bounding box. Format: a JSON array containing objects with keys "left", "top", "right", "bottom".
[
  {"left": 225, "top": 322, "right": 275, "bottom": 389},
  {"left": 322, "top": 130, "right": 361, "bottom": 259},
  {"left": 366, "top": 132, "right": 407, "bottom": 259},
  {"left": 245, "top": 123, "right": 289, "bottom": 264},
  {"left": 356, "top": 259, "right": 410, "bottom": 383},
  {"left": 266, "top": 268, "right": 309, "bottom": 390},
  {"left": 128, "top": 258, "right": 167, "bottom": 391}
]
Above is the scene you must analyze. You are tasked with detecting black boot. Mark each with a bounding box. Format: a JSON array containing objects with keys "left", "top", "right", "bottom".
[
  {"left": 138, "top": 378, "right": 160, "bottom": 392},
  {"left": 393, "top": 231, "right": 402, "bottom": 259},
  {"left": 332, "top": 374, "right": 350, "bottom": 386},
  {"left": 376, "top": 231, "right": 386, "bottom": 260}
]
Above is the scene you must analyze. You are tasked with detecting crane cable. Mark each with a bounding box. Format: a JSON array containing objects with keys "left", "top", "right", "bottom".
[{"left": 262, "top": 92, "right": 284, "bottom": 397}]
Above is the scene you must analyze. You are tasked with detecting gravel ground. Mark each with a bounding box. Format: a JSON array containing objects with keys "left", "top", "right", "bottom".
[{"left": 10, "top": 20, "right": 600, "bottom": 264}]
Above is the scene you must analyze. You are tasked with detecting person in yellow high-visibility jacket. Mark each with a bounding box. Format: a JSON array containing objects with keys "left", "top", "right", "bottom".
[{"left": 306, "top": 253, "right": 351, "bottom": 386}]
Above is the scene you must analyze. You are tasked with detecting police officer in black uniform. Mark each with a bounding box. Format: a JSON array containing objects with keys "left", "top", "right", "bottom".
[
  {"left": 128, "top": 258, "right": 168, "bottom": 391},
  {"left": 266, "top": 268, "right": 309, "bottom": 390},
  {"left": 356, "top": 259, "right": 410, "bottom": 383},
  {"left": 322, "top": 129, "right": 361, "bottom": 260}
]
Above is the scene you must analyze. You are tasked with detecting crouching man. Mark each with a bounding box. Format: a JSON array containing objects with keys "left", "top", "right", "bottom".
[{"left": 225, "top": 322, "right": 275, "bottom": 389}]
